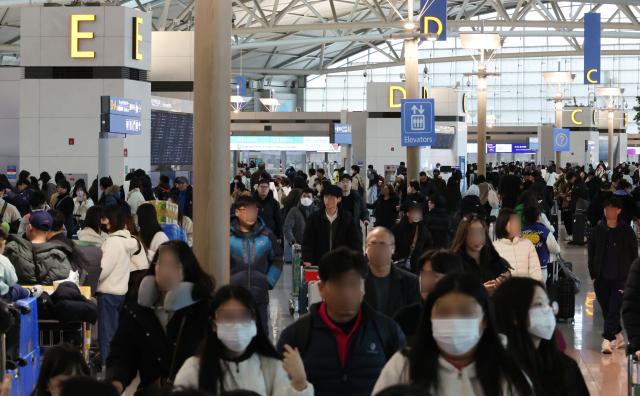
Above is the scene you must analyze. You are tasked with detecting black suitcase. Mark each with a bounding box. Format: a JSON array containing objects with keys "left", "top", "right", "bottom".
[
  {"left": 546, "top": 261, "right": 576, "bottom": 324},
  {"left": 550, "top": 200, "right": 559, "bottom": 241},
  {"left": 572, "top": 213, "right": 588, "bottom": 246}
]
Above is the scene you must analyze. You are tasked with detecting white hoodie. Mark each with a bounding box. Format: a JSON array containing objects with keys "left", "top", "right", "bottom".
[
  {"left": 98, "top": 229, "right": 139, "bottom": 295},
  {"left": 493, "top": 237, "right": 542, "bottom": 282},
  {"left": 77, "top": 228, "right": 108, "bottom": 244},
  {"left": 174, "top": 353, "right": 314, "bottom": 396},
  {"left": 126, "top": 188, "right": 145, "bottom": 216}
]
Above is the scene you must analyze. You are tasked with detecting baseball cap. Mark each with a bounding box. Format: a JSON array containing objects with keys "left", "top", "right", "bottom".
[
  {"left": 29, "top": 211, "right": 53, "bottom": 232},
  {"left": 176, "top": 177, "right": 189, "bottom": 184}
]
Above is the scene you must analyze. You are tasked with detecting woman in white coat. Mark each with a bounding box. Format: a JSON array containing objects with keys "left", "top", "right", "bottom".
[
  {"left": 371, "top": 272, "right": 534, "bottom": 396},
  {"left": 136, "top": 203, "right": 169, "bottom": 255},
  {"left": 97, "top": 205, "right": 141, "bottom": 369},
  {"left": 492, "top": 208, "right": 542, "bottom": 282},
  {"left": 175, "top": 284, "right": 313, "bottom": 396},
  {"left": 73, "top": 185, "right": 94, "bottom": 221},
  {"left": 77, "top": 206, "right": 108, "bottom": 244},
  {"left": 126, "top": 178, "right": 146, "bottom": 217}
]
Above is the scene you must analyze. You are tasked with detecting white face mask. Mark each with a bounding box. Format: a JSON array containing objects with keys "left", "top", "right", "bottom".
[
  {"left": 528, "top": 308, "right": 556, "bottom": 340},
  {"left": 432, "top": 318, "right": 483, "bottom": 356},
  {"left": 300, "top": 197, "right": 313, "bottom": 207},
  {"left": 216, "top": 320, "right": 257, "bottom": 352}
]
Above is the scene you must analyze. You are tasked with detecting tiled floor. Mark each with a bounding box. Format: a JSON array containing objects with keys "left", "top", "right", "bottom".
[{"left": 266, "top": 224, "right": 635, "bottom": 396}]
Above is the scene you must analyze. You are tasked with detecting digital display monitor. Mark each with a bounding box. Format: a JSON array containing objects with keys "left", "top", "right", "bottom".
[
  {"left": 496, "top": 144, "right": 512, "bottom": 153},
  {"left": 151, "top": 111, "right": 194, "bottom": 166},
  {"left": 513, "top": 144, "right": 536, "bottom": 154},
  {"left": 434, "top": 134, "right": 455, "bottom": 149},
  {"left": 487, "top": 144, "right": 496, "bottom": 153},
  {"left": 527, "top": 137, "right": 539, "bottom": 150}
]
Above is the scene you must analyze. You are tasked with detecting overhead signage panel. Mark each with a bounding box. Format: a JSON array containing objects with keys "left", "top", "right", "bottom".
[
  {"left": 554, "top": 129, "right": 570, "bottom": 152},
  {"left": 230, "top": 136, "right": 334, "bottom": 151},
  {"left": 103, "top": 114, "right": 142, "bottom": 135},
  {"left": 401, "top": 98, "right": 435, "bottom": 147},
  {"left": 420, "top": 0, "right": 447, "bottom": 41},
  {"left": 331, "top": 123, "right": 353, "bottom": 145},
  {"left": 584, "top": 13, "right": 601, "bottom": 84},
  {"left": 101, "top": 96, "right": 142, "bottom": 118}
]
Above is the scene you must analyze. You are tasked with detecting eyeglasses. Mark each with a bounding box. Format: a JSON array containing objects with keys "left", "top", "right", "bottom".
[{"left": 531, "top": 300, "right": 559, "bottom": 315}]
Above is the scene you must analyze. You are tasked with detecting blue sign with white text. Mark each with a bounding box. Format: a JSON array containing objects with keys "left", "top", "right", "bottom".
[
  {"left": 584, "top": 13, "right": 601, "bottom": 85},
  {"left": 333, "top": 123, "right": 353, "bottom": 145},
  {"left": 101, "top": 96, "right": 142, "bottom": 118},
  {"left": 401, "top": 98, "right": 435, "bottom": 147},
  {"left": 554, "top": 129, "right": 570, "bottom": 152},
  {"left": 420, "top": 0, "right": 447, "bottom": 41},
  {"left": 237, "top": 77, "right": 247, "bottom": 96},
  {"left": 107, "top": 114, "right": 142, "bottom": 135}
]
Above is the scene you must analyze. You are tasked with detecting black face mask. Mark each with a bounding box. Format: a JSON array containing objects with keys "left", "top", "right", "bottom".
[{"left": 100, "top": 224, "right": 109, "bottom": 233}]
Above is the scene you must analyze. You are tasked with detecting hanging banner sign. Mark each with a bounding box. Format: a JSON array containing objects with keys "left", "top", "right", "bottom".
[
  {"left": 237, "top": 77, "right": 247, "bottom": 96},
  {"left": 420, "top": 0, "right": 447, "bottom": 41},
  {"left": 584, "top": 13, "right": 601, "bottom": 85},
  {"left": 554, "top": 129, "right": 570, "bottom": 152}
]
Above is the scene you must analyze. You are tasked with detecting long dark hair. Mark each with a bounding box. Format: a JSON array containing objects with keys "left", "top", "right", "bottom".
[
  {"left": 129, "top": 177, "right": 143, "bottom": 193},
  {"left": 406, "top": 272, "right": 533, "bottom": 396},
  {"left": 516, "top": 190, "right": 541, "bottom": 210},
  {"left": 146, "top": 240, "right": 214, "bottom": 300},
  {"left": 493, "top": 277, "right": 572, "bottom": 396},
  {"left": 136, "top": 203, "right": 165, "bottom": 248},
  {"left": 82, "top": 206, "right": 103, "bottom": 235},
  {"left": 450, "top": 215, "right": 500, "bottom": 264},
  {"left": 101, "top": 205, "right": 125, "bottom": 233},
  {"left": 31, "top": 343, "right": 90, "bottom": 396},
  {"left": 197, "top": 285, "right": 280, "bottom": 395}
]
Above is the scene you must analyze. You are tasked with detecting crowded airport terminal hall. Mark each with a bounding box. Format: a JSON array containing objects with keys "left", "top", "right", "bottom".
[{"left": 4, "top": 0, "right": 640, "bottom": 395}]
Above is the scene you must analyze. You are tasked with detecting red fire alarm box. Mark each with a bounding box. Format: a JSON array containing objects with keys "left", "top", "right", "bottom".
[
  {"left": 124, "top": 149, "right": 128, "bottom": 157},
  {"left": 391, "top": 147, "right": 394, "bottom": 151},
  {"left": 69, "top": 138, "right": 74, "bottom": 145}
]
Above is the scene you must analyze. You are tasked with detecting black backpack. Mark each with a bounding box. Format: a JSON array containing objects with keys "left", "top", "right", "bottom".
[
  {"left": 426, "top": 216, "right": 453, "bottom": 249},
  {"left": 294, "top": 311, "right": 396, "bottom": 361},
  {"left": 117, "top": 196, "right": 131, "bottom": 215}
]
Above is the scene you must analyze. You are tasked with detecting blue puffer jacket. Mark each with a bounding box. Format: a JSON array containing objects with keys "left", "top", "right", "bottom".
[{"left": 230, "top": 216, "right": 284, "bottom": 304}]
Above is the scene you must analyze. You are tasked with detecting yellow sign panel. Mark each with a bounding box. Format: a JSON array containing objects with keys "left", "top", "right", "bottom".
[
  {"left": 463, "top": 93, "right": 468, "bottom": 113},
  {"left": 571, "top": 109, "right": 583, "bottom": 125},
  {"left": 625, "top": 113, "right": 628, "bottom": 127},
  {"left": 134, "top": 17, "right": 144, "bottom": 60},
  {"left": 593, "top": 110, "right": 597, "bottom": 125},
  {"left": 423, "top": 17, "right": 443, "bottom": 36},
  {"left": 422, "top": 87, "right": 428, "bottom": 99},
  {"left": 389, "top": 86, "right": 406, "bottom": 108},
  {"left": 71, "top": 15, "right": 96, "bottom": 58},
  {"left": 586, "top": 69, "right": 599, "bottom": 84}
]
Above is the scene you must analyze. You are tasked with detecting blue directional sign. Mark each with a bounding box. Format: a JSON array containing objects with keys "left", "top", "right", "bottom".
[
  {"left": 237, "top": 77, "right": 247, "bottom": 96},
  {"left": 102, "top": 114, "right": 142, "bottom": 135},
  {"left": 420, "top": 0, "right": 447, "bottom": 41},
  {"left": 401, "top": 98, "right": 435, "bottom": 147},
  {"left": 100, "top": 96, "right": 142, "bottom": 118},
  {"left": 554, "top": 129, "right": 570, "bottom": 152},
  {"left": 332, "top": 123, "right": 352, "bottom": 145},
  {"left": 584, "top": 13, "right": 601, "bottom": 85}
]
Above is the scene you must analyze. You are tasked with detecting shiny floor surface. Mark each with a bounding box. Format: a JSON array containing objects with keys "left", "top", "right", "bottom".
[{"left": 266, "top": 225, "right": 635, "bottom": 396}]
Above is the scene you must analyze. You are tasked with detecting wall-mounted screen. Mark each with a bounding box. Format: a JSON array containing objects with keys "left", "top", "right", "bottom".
[
  {"left": 151, "top": 111, "right": 194, "bottom": 166},
  {"left": 496, "top": 144, "right": 512, "bottom": 153},
  {"left": 434, "top": 134, "right": 454, "bottom": 149}
]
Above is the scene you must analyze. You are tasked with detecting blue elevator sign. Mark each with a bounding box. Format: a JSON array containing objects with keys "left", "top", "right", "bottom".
[{"left": 401, "top": 98, "right": 435, "bottom": 147}]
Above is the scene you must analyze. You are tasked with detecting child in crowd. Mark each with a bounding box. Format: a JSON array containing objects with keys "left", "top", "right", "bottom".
[
  {"left": 0, "top": 225, "right": 43, "bottom": 301},
  {"left": 520, "top": 206, "right": 561, "bottom": 282}
]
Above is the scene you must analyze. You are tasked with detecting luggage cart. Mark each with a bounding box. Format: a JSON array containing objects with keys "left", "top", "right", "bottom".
[
  {"left": 289, "top": 246, "right": 303, "bottom": 315},
  {"left": 37, "top": 286, "right": 92, "bottom": 364},
  {"left": 298, "top": 266, "right": 320, "bottom": 315}
]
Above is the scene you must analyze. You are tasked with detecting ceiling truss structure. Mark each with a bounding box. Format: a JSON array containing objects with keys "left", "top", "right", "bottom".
[{"left": 0, "top": 1, "right": 639, "bottom": 77}]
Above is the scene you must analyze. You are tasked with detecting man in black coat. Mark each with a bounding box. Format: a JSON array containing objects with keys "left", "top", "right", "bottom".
[
  {"left": 588, "top": 196, "right": 639, "bottom": 354},
  {"left": 431, "top": 169, "right": 446, "bottom": 194},
  {"left": 613, "top": 180, "right": 640, "bottom": 226},
  {"left": 277, "top": 247, "right": 406, "bottom": 396},
  {"left": 586, "top": 184, "right": 614, "bottom": 226},
  {"left": 425, "top": 194, "right": 458, "bottom": 249},
  {"left": 529, "top": 173, "right": 553, "bottom": 214},
  {"left": 419, "top": 172, "right": 436, "bottom": 199},
  {"left": 498, "top": 164, "right": 522, "bottom": 209},
  {"left": 169, "top": 177, "right": 193, "bottom": 220},
  {"left": 3, "top": 178, "right": 32, "bottom": 217},
  {"left": 253, "top": 179, "right": 283, "bottom": 240},
  {"left": 301, "top": 186, "right": 362, "bottom": 266},
  {"left": 586, "top": 171, "right": 602, "bottom": 201},
  {"left": 364, "top": 227, "right": 420, "bottom": 317},
  {"left": 249, "top": 162, "right": 271, "bottom": 191},
  {"left": 338, "top": 174, "right": 370, "bottom": 230},
  {"left": 623, "top": 257, "right": 640, "bottom": 360}
]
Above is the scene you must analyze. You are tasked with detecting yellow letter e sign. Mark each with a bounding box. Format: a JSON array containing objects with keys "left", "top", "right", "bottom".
[{"left": 71, "top": 15, "right": 96, "bottom": 58}]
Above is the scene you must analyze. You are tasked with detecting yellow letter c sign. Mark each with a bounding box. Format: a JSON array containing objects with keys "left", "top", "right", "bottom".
[
  {"left": 571, "top": 109, "right": 583, "bottom": 125},
  {"left": 586, "top": 69, "right": 598, "bottom": 84},
  {"left": 71, "top": 15, "right": 96, "bottom": 58},
  {"left": 423, "top": 17, "right": 443, "bottom": 36},
  {"left": 389, "top": 86, "right": 406, "bottom": 108}
]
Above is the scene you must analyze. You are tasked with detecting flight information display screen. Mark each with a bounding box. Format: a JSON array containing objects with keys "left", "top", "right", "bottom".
[{"left": 151, "top": 111, "right": 194, "bottom": 165}]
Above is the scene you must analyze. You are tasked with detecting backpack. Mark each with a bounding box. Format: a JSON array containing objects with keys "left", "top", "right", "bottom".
[
  {"left": 377, "top": 174, "right": 385, "bottom": 188},
  {"left": 426, "top": 216, "right": 453, "bottom": 249},
  {"left": 294, "top": 311, "right": 396, "bottom": 361},
  {"left": 74, "top": 244, "right": 103, "bottom": 297},
  {"left": 355, "top": 175, "right": 365, "bottom": 197}
]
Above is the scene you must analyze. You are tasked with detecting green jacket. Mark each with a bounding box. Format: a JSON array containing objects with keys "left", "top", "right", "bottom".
[
  {"left": 553, "top": 175, "right": 566, "bottom": 193},
  {"left": 3, "top": 234, "right": 72, "bottom": 285}
]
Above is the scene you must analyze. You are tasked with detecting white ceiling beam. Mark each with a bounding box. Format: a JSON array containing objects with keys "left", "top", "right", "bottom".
[
  {"left": 363, "top": 41, "right": 398, "bottom": 62},
  {"left": 456, "top": 0, "right": 470, "bottom": 21},
  {"left": 158, "top": 0, "right": 171, "bottom": 31},
  {"left": 359, "top": 0, "right": 387, "bottom": 22},
  {"left": 486, "top": 0, "right": 510, "bottom": 21},
  {"left": 269, "top": 0, "right": 280, "bottom": 28},
  {"left": 272, "top": 0, "right": 301, "bottom": 27},
  {"left": 232, "top": 49, "right": 640, "bottom": 76},
  {"left": 233, "top": 0, "right": 270, "bottom": 28},
  {"left": 253, "top": 0, "right": 270, "bottom": 26},
  {"left": 617, "top": 5, "right": 638, "bottom": 25}
]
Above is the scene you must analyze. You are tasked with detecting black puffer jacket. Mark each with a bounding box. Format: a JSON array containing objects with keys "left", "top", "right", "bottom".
[
  {"left": 587, "top": 219, "right": 638, "bottom": 280},
  {"left": 623, "top": 258, "right": 640, "bottom": 352},
  {"left": 457, "top": 195, "right": 488, "bottom": 219},
  {"left": 106, "top": 278, "right": 210, "bottom": 391},
  {"left": 252, "top": 190, "right": 283, "bottom": 239},
  {"left": 391, "top": 217, "right": 433, "bottom": 274},
  {"left": 368, "top": 193, "right": 400, "bottom": 230},
  {"left": 457, "top": 247, "right": 511, "bottom": 284},
  {"left": 586, "top": 190, "right": 613, "bottom": 225}
]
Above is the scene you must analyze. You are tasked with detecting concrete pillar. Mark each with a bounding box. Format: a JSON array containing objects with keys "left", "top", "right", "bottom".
[
  {"left": 405, "top": 39, "right": 420, "bottom": 182},
  {"left": 555, "top": 105, "right": 562, "bottom": 168},
  {"left": 608, "top": 111, "right": 614, "bottom": 168},
  {"left": 193, "top": 0, "right": 231, "bottom": 285}
]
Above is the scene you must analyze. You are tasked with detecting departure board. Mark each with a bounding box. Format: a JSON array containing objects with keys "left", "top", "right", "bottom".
[{"left": 151, "top": 111, "right": 194, "bottom": 165}]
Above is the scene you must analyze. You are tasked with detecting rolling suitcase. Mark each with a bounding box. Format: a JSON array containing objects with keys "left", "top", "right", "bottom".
[
  {"left": 571, "top": 213, "right": 588, "bottom": 246},
  {"left": 546, "top": 260, "right": 575, "bottom": 325}
]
